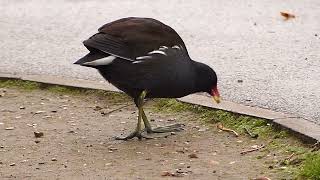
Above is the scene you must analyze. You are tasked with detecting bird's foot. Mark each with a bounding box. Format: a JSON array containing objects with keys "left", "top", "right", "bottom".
[
  {"left": 145, "top": 123, "right": 185, "bottom": 134},
  {"left": 115, "top": 130, "right": 153, "bottom": 141}
]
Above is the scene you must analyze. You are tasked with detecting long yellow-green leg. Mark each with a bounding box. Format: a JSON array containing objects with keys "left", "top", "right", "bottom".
[
  {"left": 142, "top": 107, "right": 184, "bottom": 134},
  {"left": 115, "top": 91, "right": 151, "bottom": 140}
]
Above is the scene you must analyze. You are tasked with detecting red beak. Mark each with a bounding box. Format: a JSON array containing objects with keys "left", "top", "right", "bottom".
[{"left": 211, "top": 86, "right": 221, "bottom": 103}]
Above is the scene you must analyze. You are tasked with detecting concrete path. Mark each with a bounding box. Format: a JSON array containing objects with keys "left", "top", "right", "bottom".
[{"left": 0, "top": 0, "right": 319, "bottom": 124}]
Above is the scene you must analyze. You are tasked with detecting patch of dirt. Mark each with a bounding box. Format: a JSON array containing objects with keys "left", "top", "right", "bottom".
[{"left": 0, "top": 88, "right": 291, "bottom": 179}]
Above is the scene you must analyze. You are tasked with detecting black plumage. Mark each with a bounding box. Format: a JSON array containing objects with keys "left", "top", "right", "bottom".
[{"left": 75, "top": 17, "right": 220, "bottom": 140}]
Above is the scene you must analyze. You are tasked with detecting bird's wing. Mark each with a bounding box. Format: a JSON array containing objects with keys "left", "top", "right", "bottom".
[
  {"left": 84, "top": 17, "right": 189, "bottom": 60},
  {"left": 132, "top": 45, "right": 188, "bottom": 64},
  {"left": 83, "top": 33, "right": 134, "bottom": 61}
]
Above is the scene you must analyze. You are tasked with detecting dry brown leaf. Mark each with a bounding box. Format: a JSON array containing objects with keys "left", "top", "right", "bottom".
[{"left": 280, "top": 12, "right": 295, "bottom": 20}]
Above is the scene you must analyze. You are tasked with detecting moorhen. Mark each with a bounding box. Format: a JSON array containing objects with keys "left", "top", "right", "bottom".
[{"left": 74, "top": 17, "right": 221, "bottom": 140}]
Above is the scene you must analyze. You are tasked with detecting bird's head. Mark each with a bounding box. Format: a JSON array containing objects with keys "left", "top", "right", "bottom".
[{"left": 194, "top": 61, "right": 221, "bottom": 104}]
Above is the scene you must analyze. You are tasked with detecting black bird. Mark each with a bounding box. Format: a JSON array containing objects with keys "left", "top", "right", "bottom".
[{"left": 74, "top": 17, "right": 221, "bottom": 140}]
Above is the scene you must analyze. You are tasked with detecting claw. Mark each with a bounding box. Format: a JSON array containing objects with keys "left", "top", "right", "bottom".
[{"left": 115, "top": 131, "right": 153, "bottom": 141}]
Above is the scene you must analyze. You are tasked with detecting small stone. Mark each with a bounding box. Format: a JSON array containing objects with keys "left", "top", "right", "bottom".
[
  {"left": 237, "top": 79, "right": 243, "bottom": 83},
  {"left": 51, "top": 158, "right": 57, "bottom": 161},
  {"left": 5, "top": 127, "right": 14, "bottom": 130},
  {"left": 315, "top": 34, "right": 318, "bottom": 37},
  {"left": 161, "top": 171, "right": 172, "bottom": 177},
  {"left": 229, "top": 161, "right": 236, "bottom": 165},
  {"left": 167, "top": 118, "right": 176, "bottom": 121},
  {"left": 68, "top": 130, "right": 75, "bottom": 133},
  {"left": 198, "top": 128, "right": 208, "bottom": 132},
  {"left": 19, "top": 106, "right": 25, "bottom": 109},
  {"left": 34, "top": 132, "right": 44, "bottom": 138},
  {"left": 188, "top": 153, "right": 198, "bottom": 158},
  {"left": 35, "top": 140, "right": 40, "bottom": 143},
  {"left": 108, "top": 147, "right": 118, "bottom": 151},
  {"left": 38, "top": 162, "right": 45, "bottom": 165},
  {"left": 9, "top": 163, "right": 16, "bottom": 166},
  {"left": 34, "top": 111, "right": 45, "bottom": 114},
  {"left": 0, "top": 122, "right": 3, "bottom": 125},
  {"left": 105, "top": 163, "right": 112, "bottom": 166},
  {"left": 51, "top": 110, "right": 57, "bottom": 113}
]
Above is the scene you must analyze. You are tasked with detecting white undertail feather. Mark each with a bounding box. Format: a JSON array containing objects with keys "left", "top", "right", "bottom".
[
  {"left": 148, "top": 50, "right": 167, "bottom": 56},
  {"left": 83, "top": 56, "right": 116, "bottom": 66}
]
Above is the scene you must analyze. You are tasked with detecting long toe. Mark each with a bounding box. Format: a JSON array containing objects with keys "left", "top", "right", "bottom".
[
  {"left": 147, "top": 123, "right": 185, "bottom": 134},
  {"left": 115, "top": 131, "right": 153, "bottom": 141}
]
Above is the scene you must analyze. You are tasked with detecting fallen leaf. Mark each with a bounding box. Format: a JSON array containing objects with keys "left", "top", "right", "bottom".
[
  {"left": 34, "top": 132, "right": 44, "bottom": 138},
  {"left": 93, "top": 106, "right": 103, "bottom": 111},
  {"left": 188, "top": 153, "right": 198, "bottom": 158},
  {"left": 280, "top": 12, "right": 295, "bottom": 20},
  {"left": 9, "top": 163, "right": 16, "bottom": 166}
]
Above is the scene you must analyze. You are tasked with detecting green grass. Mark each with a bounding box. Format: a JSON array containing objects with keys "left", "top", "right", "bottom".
[
  {"left": 0, "top": 79, "right": 40, "bottom": 90},
  {"left": 153, "top": 99, "right": 288, "bottom": 138},
  {"left": 298, "top": 153, "right": 320, "bottom": 180}
]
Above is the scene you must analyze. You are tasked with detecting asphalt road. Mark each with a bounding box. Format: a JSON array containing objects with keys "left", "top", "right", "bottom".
[{"left": 1, "top": 0, "right": 319, "bottom": 124}]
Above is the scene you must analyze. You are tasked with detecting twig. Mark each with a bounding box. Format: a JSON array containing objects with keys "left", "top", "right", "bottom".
[
  {"left": 285, "top": 153, "right": 295, "bottom": 161},
  {"left": 217, "top": 123, "right": 239, "bottom": 137},
  {"left": 240, "top": 144, "right": 265, "bottom": 155},
  {"left": 311, "top": 141, "right": 320, "bottom": 152},
  {"left": 101, "top": 103, "right": 133, "bottom": 116}
]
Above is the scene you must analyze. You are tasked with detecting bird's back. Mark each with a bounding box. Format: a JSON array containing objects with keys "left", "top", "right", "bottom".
[{"left": 84, "top": 17, "right": 188, "bottom": 60}]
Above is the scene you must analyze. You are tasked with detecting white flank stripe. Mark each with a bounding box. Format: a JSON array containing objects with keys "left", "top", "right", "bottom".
[
  {"left": 159, "top": 46, "right": 168, "bottom": 50},
  {"left": 148, "top": 50, "right": 167, "bottom": 56},
  {"left": 83, "top": 56, "right": 116, "bottom": 66},
  {"left": 172, "top": 45, "right": 180, "bottom": 49},
  {"left": 136, "top": 56, "right": 153, "bottom": 60},
  {"left": 132, "top": 60, "right": 143, "bottom": 64}
]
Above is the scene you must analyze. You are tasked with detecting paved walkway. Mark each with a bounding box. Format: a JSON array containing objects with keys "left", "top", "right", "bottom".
[{"left": 1, "top": 0, "right": 319, "bottom": 124}]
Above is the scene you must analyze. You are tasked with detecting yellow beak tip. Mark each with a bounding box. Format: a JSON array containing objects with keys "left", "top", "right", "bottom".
[{"left": 213, "top": 96, "right": 221, "bottom": 104}]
